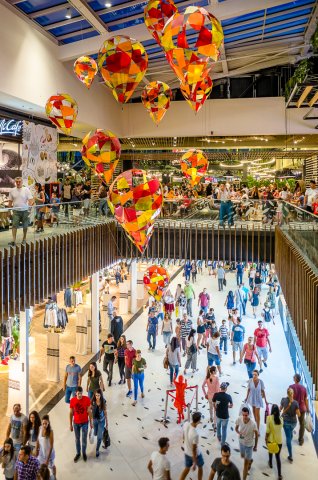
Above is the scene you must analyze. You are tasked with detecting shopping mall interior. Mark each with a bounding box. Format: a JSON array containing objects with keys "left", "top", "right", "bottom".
[{"left": 0, "top": 0, "right": 318, "bottom": 479}]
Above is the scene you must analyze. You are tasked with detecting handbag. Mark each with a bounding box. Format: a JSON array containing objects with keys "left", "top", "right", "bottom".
[
  {"left": 163, "top": 356, "right": 169, "bottom": 369},
  {"left": 189, "top": 343, "right": 197, "bottom": 354},
  {"left": 89, "top": 427, "right": 95, "bottom": 445},
  {"left": 102, "top": 428, "right": 111, "bottom": 449},
  {"left": 223, "top": 278, "right": 227, "bottom": 286}
]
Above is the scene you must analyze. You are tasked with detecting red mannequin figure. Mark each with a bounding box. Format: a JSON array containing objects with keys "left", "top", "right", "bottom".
[{"left": 174, "top": 374, "right": 187, "bottom": 423}]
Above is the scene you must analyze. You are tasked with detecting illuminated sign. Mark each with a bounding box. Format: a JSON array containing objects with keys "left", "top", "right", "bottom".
[{"left": 0, "top": 118, "right": 23, "bottom": 137}]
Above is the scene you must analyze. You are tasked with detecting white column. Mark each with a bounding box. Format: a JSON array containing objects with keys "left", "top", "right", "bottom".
[
  {"left": 47, "top": 332, "right": 60, "bottom": 383},
  {"left": 119, "top": 282, "right": 129, "bottom": 315},
  {"left": 130, "top": 260, "right": 137, "bottom": 313},
  {"left": 91, "top": 272, "right": 100, "bottom": 354},
  {"left": 19, "top": 309, "right": 30, "bottom": 414},
  {"left": 137, "top": 270, "right": 145, "bottom": 300}
]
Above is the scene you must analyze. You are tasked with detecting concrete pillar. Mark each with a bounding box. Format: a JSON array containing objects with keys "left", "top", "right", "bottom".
[
  {"left": 119, "top": 282, "right": 129, "bottom": 315},
  {"left": 137, "top": 271, "right": 145, "bottom": 300},
  {"left": 47, "top": 332, "right": 60, "bottom": 383},
  {"left": 91, "top": 273, "right": 100, "bottom": 354},
  {"left": 7, "top": 309, "right": 30, "bottom": 415},
  {"left": 130, "top": 260, "right": 137, "bottom": 314}
]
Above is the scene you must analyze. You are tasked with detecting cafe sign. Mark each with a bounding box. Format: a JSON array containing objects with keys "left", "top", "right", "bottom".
[{"left": 0, "top": 118, "right": 23, "bottom": 138}]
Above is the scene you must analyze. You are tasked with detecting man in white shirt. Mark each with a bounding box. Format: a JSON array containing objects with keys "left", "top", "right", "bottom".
[
  {"left": 8, "top": 177, "right": 33, "bottom": 246},
  {"left": 217, "top": 183, "right": 234, "bottom": 227},
  {"left": 305, "top": 179, "right": 317, "bottom": 213},
  {"left": 235, "top": 407, "right": 258, "bottom": 480},
  {"left": 148, "top": 437, "right": 171, "bottom": 480},
  {"left": 180, "top": 412, "right": 204, "bottom": 480}
]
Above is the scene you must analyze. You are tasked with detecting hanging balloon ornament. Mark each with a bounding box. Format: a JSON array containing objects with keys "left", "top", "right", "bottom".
[
  {"left": 180, "top": 75, "right": 213, "bottom": 113},
  {"left": 161, "top": 6, "right": 224, "bottom": 85},
  {"left": 81, "top": 129, "right": 121, "bottom": 184},
  {"left": 108, "top": 169, "right": 163, "bottom": 253},
  {"left": 143, "top": 265, "right": 170, "bottom": 301},
  {"left": 45, "top": 93, "right": 78, "bottom": 135},
  {"left": 73, "top": 56, "right": 98, "bottom": 89},
  {"left": 98, "top": 36, "right": 148, "bottom": 104},
  {"left": 141, "top": 81, "right": 172, "bottom": 125},
  {"left": 180, "top": 149, "right": 209, "bottom": 187},
  {"left": 144, "top": 0, "right": 178, "bottom": 46}
]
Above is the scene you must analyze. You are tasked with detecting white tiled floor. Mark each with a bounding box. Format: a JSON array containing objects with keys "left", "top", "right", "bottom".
[{"left": 47, "top": 268, "right": 317, "bottom": 480}]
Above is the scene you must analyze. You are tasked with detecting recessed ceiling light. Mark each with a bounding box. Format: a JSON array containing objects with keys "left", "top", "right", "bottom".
[
  {"left": 105, "top": 2, "right": 112, "bottom": 7},
  {"left": 65, "top": 7, "right": 72, "bottom": 19}
]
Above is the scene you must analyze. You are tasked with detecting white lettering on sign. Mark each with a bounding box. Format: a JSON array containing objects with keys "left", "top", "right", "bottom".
[{"left": 0, "top": 119, "right": 23, "bottom": 137}]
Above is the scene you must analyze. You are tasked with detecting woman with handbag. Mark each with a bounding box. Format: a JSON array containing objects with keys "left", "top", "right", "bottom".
[
  {"left": 249, "top": 287, "right": 261, "bottom": 318},
  {"left": 165, "top": 336, "right": 181, "bottom": 386},
  {"left": 202, "top": 366, "right": 220, "bottom": 426},
  {"left": 244, "top": 369, "right": 268, "bottom": 432},
  {"left": 280, "top": 388, "right": 300, "bottom": 463},
  {"left": 161, "top": 313, "right": 173, "bottom": 347},
  {"left": 265, "top": 404, "right": 283, "bottom": 480},
  {"left": 34, "top": 183, "right": 45, "bottom": 233},
  {"left": 240, "top": 337, "right": 261, "bottom": 379},
  {"left": 91, "top": 388, "right": 108, "bottom": 458},
  {"left": 183, "top": 329, "right": 198, "bottom": 374}
]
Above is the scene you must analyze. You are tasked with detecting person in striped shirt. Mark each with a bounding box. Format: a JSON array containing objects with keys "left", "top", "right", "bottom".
[
  {"left": 180, "top": 314, "right": 192, "bottom": 357},
  {"left": 219, "top": 320, "right": 229, "bottom": 355}
]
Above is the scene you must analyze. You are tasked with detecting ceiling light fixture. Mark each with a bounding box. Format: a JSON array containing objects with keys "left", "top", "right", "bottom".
[
  {"left": 105, "top": 2, "right": 112, "bottom": 7},
  {"left": 65, "top": 7, "right": 72, "bottom": 19}
]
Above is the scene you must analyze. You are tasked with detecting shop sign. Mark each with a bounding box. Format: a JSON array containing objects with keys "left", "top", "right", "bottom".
[{"left": 0, "top": 118, "right": 23, "bottom": 138}]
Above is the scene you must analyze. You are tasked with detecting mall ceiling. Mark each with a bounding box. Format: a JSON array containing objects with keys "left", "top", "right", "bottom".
[{"left": 4, "top": 0, "right": 318, "bottom": 88}]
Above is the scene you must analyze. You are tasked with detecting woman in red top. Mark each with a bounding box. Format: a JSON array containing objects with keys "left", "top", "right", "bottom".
[{"left": 240, "top": 336, "right": 260, "bottom": 379}]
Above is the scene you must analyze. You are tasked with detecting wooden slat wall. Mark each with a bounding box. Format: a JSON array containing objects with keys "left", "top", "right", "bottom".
[
  {"left": 0, "top": 222, "right": 117, "bottom": 322},
  {"left": 118, "top": 222, "right": 275, "bottom": 264},
  {"left": 275, "top": 228, "right": 318, "bottom": 388}
]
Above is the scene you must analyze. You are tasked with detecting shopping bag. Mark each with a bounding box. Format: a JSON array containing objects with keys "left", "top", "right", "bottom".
[
  {"left": 103, "top": 428, "right": 111, "bottom": 448},
  {"left": 89, "top": 428, "right": 95, "bottom": 445},
  {"left": 163, "top": 356, "right": 169, "bottom": 370},
  {"left": 223, "top": 278, "right": 227, "bottom": 286},
  {"left": 305, "top": 413, "right": 313, "bottom": 433}
]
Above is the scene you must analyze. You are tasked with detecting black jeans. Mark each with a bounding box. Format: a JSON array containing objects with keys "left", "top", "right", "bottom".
[
  {"left": 103, "top": 356, "right": 114, "bottom": 383},
  {"left": 118, "top": 356, "right": 125, "bottom": 380},
  {"left": 269, "top": 444, "right": 282, "bottom": 476}
]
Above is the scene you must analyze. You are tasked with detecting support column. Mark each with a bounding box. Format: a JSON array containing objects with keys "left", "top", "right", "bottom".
[
  {"left": 119, "top": 282, "right": 129, "bottom": 315},
  {"left": 47, "top": 332, "right": 60, "bottom": 383},
  {"left": 130, "top": 260, "right": 137, "bottom": 314},
  {"left": 7, "top": 309, "right": 30, "bottom": 415},
  {"left": 91, "top": 273, "right": 100, "bottom": 354},
  {"left": 137, "top": 270, "right": 145, "bottom": 300}
]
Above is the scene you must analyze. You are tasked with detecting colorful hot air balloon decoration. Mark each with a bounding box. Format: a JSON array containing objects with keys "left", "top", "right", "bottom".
[
  {"left": 161, "top": 6, "right": 224, "bottom": 84},
  {"left": 180, "top": 149, "right": 209, "bottom": 187},
  {"left": 144, "top": 0, "right": 178, "bottom": 46},
  {"left": 108, "top": 169, "right": 163, "bottom": 253},
  {"left": 180, "top": 75, "right": 213, "bottom": 113},
  {"left": 141, "top": 81, "right": 172, "bottom": 125},
  {"left": 45, "top": 93, "right": 78, "bottom": 135},
  {"left": 73, "top": 56, "right": 98, "bottom": 89},
  {"left": 81, "top": 129, "right": 121, "bottom": 184},
  {"left": 143, "top": 265, "right": 170, "bottom": 301},
  {"left": 98, "top": 36, "right": 148, "bottom": 104}
]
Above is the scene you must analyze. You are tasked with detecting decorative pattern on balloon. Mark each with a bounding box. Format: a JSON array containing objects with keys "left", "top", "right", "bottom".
[
  {"left": 143, "top": 265, "right": 170, "bottom": 301},
  {"left": 73, "top": 56, "right": 98, "bottom": 89},
  {"left": 180, "top": 75, "right": 213, "bottom": 113},
  {"left": 45, "top": 94, "right": 78, "bottom": 135},
  {"left": 144, "top": 0, "right": 178, "bottom": 46},
  {"left": 180, "top": 149, "right": 209, "bottom": 187},
  {"left": 108, "top": 169, "right": 163, "bottom": 253},
  {"left": 98, "top": 36, "right": 148, "bottom": 104},
  {"left": 81, "top": 129, "right": 121, "bottom": 184},
  {"left": 141, "top": 81, "right": 172, "bottom": 125}
]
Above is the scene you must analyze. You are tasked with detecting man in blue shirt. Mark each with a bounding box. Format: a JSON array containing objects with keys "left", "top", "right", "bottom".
[
  {"left": 231, "top": 318, "right": 245, "bottom": 365},
  {"left": 146, "top": 310, "right": 158, "bottom": 351},
  {"left": 63, "top": 356, "right": 82, "bottom": 403},
  {"left": 236, "top": 262, "right": 244, "bottom": 286},
  {"left": 184, "top": 262, "right": 192, "bottom": 282}
]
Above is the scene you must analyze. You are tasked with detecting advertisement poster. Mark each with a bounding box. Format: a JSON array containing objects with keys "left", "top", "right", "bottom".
[
  {"left": 0, "top": 142, "right": 22, "bottom": 196},
  {"left": 22, "top": 121, "right": 57, "bottom": 190}
]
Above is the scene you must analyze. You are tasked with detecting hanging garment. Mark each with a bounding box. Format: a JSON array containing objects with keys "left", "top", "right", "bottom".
[
  {"left": 73, "top": 290, "right": 83, "bottom": 307},
  {"left": 43, "top": 303, "right": 58, "bottom": 328},
  {"left": 64, "top": 288, "right": 73, "bottom": 308},
  {"left": 56, "top": 308, "right": 68, "bottom": 329}
]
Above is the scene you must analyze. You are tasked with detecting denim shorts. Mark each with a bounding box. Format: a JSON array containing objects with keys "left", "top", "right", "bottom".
[
  {"left": 185, "top": 453, "right": 204, "bottom": 468},
  {"left": 239, "top": 443, "right": 253, "bottom": 460},
  {"left": 257, "top": 346, "right": 268, "bottom": 360},
  {"left": 233, "top": 341, "right": 243, "bottom": 352},
  {"left": 207, "top": 352, "right": 221, "bottom": 366}
]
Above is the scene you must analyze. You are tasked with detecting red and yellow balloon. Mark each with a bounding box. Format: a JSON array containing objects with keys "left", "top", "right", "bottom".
[
  {"left": 45, "top": 93, "right": 78, "bottom": 135},
  {"left": 143, "top": 265, "right": 170, "bottom": 301},
  {"left": 73, "top": 56, "right": 98, "bottom": 89},
  {"left": 141, "top": 81, "right": 172, "bottom": 125},
  {"left": 108, "top": 169, "right": 163, "bottom": 253},
  {"left": 144, "top": 0, "right": 178, "bottom": 46},
  {"left": 180, "top": 75, "right": 213, "bottom": 113},
  {"left": 98, "top": 35, "right": 148, "bottom": 104},
  {"left": 180, "top": 149, "right": 209, "bottom": 187},
  {"left": 81, "top": 129, "right": 121, "bottom": 184}
]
